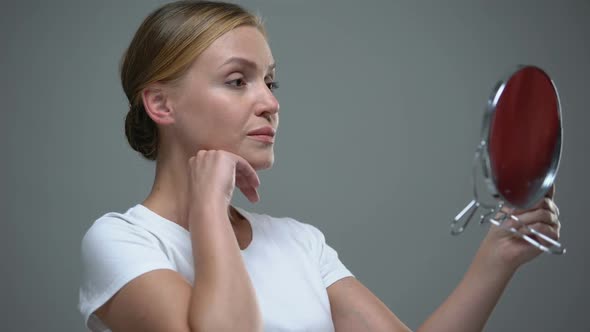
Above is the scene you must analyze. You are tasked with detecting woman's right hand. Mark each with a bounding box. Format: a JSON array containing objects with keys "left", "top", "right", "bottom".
[
  {"left": 187, "top": 150, "right": 261, "bottom": 209},
  {"left": 95, "top": 150, "right": 262, "bottom": 332}
]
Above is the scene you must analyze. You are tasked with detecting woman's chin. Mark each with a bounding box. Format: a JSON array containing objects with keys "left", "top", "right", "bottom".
[{"left": 248, "top": 153, "right": 275, "bottom": 170}]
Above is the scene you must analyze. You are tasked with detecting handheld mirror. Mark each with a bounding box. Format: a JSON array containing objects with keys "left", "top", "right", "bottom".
[{"left": 451, "top": 65, "right": 565, "bottom": 255}]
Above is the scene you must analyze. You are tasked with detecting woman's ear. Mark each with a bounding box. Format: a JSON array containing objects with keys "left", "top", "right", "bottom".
[{"left": 141, "top": 83, "right": 175, "bottom": 125}]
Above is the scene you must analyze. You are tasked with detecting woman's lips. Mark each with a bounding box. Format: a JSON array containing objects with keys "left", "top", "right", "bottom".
[
  {"left": 247, "top": 126, "right": 276, "bottom": 136},
  {"left": 247, "top": 126, "right": 276, "bottom": 143},
  {"left": 247, "top": 134, "right": 275, "bottom": 143}
]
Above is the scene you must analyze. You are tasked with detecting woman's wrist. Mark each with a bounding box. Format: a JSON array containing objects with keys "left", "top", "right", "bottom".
[
  {"left": 187, "top": 200, "right": 230, "bottom": 226},
  {"left": 473, "top": 238, "right": 520, "bottom": 282}
]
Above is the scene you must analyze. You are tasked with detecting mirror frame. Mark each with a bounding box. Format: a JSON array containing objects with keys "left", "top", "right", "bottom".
[{"left": 480, "top": 65, "right": 563, "bottom": 209}]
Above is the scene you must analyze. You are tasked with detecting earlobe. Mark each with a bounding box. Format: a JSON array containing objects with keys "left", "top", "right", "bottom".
[{"left": 142, "top": 85, "right": 175, "bottom": 125}]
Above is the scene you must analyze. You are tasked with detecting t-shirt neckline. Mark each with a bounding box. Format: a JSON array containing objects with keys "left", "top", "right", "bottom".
[{"left": 133, "top": 204, "right": 256, "bottom": 252}]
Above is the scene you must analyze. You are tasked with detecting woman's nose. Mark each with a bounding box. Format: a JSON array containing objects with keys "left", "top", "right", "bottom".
[{"left": 254, "top": 83, "right": 280, "bottom": 117}]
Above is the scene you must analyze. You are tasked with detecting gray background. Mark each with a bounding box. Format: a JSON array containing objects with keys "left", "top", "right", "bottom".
[{"left": 3, "top": 0, "right": 589, "bottom": 331}]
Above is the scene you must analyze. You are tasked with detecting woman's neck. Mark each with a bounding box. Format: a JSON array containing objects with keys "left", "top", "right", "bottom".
[
  {"left": 141, "top": 145, "right": 240, "bottom": 230},
  {"left": 142, "top": 145, "right": 192, "bottom": 229}
]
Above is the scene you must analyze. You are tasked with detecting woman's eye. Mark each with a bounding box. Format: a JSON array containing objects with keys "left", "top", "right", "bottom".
[
  {"left": 227, "top": 78, "right": 246, "bottom": 88},
  {"left": 226, "top": 78, "right": 279, "bottom": 92},
  {"left": 266, "top": 81, "right": 279, "bottom": 92}
]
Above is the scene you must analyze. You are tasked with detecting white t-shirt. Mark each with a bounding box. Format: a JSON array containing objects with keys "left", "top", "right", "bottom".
[{"left": 78, "top": 204, "right": 354, "bottom": 332}]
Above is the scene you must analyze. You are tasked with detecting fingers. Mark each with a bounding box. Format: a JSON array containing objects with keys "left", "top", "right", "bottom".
[
  {"left": 510, "top": 210, "right": 561, "bottom": 248},
  {"left": 231, "top": 153, "right": 260, "bottom": 203},
  {"left": 240, "top": 186, "right": 260, "bottom": 203},
  {"left": 512, "top": 198, "right": 560, "bottom": 217},
  {"left": 514, "top": 208, "right": 559, "bottom": 227},
  {"left": 489, "top": 188, "right": 563, "bottom": 251},
  {"left": 523, "top": 221, "right": 560, "bottom": 247},
  {"left": 232, "top": 154, "right": 260, "bottom": 188},
  {"left": 546, "top": 184, "right": 556, "bottom": 199},
  {"left": 548, "top": 198, "right": 560, "bottom": 217},
  {"left": 188, "top": 150, "right": 261, "bottom": 204},
  {"left": 496, "top": 202, "right": 561, "bottom": 234}
]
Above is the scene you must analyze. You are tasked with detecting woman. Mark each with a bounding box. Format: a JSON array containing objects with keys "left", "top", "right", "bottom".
[{"left": 78, "top": 1, "right": 561, "bottom": 331}]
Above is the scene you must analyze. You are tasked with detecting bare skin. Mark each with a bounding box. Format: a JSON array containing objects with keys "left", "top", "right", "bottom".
[
  {"left": 97, "top": 26, "right": 277, "bottom": 331},
  {"left": 95, "top": 25, "right": 561, "bottom": 332}
]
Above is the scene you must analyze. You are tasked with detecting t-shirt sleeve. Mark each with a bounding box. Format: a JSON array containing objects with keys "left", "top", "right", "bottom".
[
  {"left": 78, "top": 217, "right": 176, "bottom": 332},
  {"left": 302, "top": 223, "right": 355, "bottom": 288}
]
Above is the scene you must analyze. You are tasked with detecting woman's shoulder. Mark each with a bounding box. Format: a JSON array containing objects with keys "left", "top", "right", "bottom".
[
  {"left": 83, "top": 203, "right": 187, "bottom": 241},
  {"left": 79, "top": 206, "right": 177, "bottom": 329},
  {"left": 80, "top": 205, "right": 177, "bottom": 287},
  {"left": 81, "top": 205, "right": 165, "bottom": 254},
  {"left": 83, "top": 205, "right": 142, "bottom": 237}
]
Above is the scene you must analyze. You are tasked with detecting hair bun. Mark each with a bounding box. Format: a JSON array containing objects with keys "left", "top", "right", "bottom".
[{"left": 124, "top": 104, "right": 158, "bottom": 160}]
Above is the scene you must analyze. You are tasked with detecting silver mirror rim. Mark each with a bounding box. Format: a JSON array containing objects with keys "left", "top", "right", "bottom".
[{"left": 479, "top": 65, "right": 563, "bottom": 210}]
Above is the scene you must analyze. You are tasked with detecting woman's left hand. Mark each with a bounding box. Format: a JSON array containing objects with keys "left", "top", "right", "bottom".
[{"left": 478, "top": 185, "right": 562, "bottom": 272}]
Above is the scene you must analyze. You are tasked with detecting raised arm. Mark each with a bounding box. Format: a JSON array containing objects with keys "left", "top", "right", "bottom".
[
  {"left": 95, "top": 151, "right": 263, "bottom": 332},
  {"left": 417, "top": 193, "right": 560, "bottom": 332},
  {"left": 329, "top": 192, "right": 560, "bottom": 332}
]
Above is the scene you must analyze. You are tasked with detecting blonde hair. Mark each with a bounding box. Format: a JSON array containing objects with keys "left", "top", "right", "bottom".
[{"left": 121, "top": 0, "right": 266, "bottom": 160}]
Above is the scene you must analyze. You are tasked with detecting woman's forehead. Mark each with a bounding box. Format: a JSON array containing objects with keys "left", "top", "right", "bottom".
[{"left": 198, "top": 26, "right": 274, "bottom": 71}]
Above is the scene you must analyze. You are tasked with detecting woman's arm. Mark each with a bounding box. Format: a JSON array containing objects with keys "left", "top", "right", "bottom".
[
  {"left": 328, "top": 276, "right": 413, "bottom": 332},
  {"left": 186, "top": 202, "right": 262, "bottom": 331},
  {"left": 95, "top": 206, "right": 259, "bottom": 332},
  {"left": 415, "top": 238, "right": 515, "bottom": 332},
  {"left": 328, "top": 241, "right": 513, "bottom": 332},
  {"left": 95, "top": 151, "right": 263, "bottom": 332},
  {"left": 329, "top": 195, "right": 560, "bottom": 332}
]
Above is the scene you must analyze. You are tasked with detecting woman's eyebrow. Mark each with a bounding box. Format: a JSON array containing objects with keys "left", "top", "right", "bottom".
[{"left": 218, "top": 56, "right": 276, "bottom": 72}]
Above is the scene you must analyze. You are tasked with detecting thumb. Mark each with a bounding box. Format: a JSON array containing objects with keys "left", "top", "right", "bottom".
[{"left": 546, "top": 184, "right": 556, "bottom": 199}]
